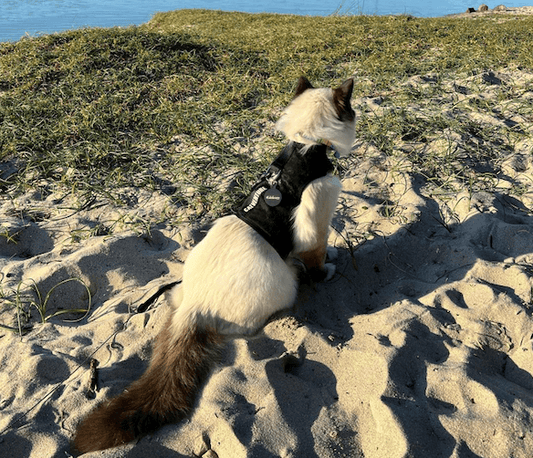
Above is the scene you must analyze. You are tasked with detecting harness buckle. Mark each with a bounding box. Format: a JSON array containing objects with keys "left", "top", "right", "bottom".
[{"left": 264, "top": 166, "right": 282, "bottom": 188}]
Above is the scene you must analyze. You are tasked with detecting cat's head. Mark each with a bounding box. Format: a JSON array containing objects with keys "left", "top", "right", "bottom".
[{"left": 275, "top": 77, "right": 356, "bottom": 157}]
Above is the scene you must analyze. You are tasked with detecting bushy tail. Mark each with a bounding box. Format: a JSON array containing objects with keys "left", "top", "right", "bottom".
[{"left": 73, "top": 318, "right": 224, "bottom": 454}]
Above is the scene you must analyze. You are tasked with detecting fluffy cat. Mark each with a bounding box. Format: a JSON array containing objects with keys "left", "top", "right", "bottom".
[{"left": 72, "top": 76, "right": 356, "bottom": 454}]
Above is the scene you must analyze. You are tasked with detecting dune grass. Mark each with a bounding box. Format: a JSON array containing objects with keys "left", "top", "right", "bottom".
[
  {"left": 0, "top": 277, "right": 92, "bottom": 334},
  {"left": 1, "top": 9, "right": 532, "bottom": 225}
]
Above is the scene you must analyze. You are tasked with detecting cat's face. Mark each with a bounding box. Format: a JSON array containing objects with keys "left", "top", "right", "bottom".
[{"left": 276, "top": 77, "right": 356, "bottom": 157}]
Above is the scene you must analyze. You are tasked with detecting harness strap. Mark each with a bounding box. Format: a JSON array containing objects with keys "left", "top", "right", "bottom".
[
  {"left": 234, "top": 142, "right": 333, "bottom": 259},
  {"left": 262, "top": 143, "right": 294, "bottom": 187}
]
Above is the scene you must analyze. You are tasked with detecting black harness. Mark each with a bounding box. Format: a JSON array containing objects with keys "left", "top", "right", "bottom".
[{"left": 235, "top": 142, "right": 333, "bottom": 259}]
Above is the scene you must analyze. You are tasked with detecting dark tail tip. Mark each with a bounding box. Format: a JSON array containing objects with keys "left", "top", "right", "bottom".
[
  {"left": 72, "top": 395, "right": 136, "bottom": 454},
  {"left": 72, "top": 323, "right": 224, "bottom": 454}
]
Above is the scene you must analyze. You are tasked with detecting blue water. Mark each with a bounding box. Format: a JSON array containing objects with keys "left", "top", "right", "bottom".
[{"left": 0, "top": 1, "right": 528, "bottom": 43}]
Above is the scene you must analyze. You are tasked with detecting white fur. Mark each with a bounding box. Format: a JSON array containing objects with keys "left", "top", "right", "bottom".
[
  {"left": 169, "top": 79, "right": 356, "bottom": 338},
  {"left": 275, "top": 87, "right": 356, "bottom": 157},
  {"left": 326, "top": 246, "right": 338, "bottom": 261},
  {"left": 323, "top": 263, "right": 337, "bottom": 282},
  {"left": 292, "top": 175, "right": 342, "bottom": 253},
  {"left": 170, "top": 216, "right": 298, "bottom": 336}
]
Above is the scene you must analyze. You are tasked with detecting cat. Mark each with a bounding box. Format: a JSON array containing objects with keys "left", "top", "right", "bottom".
[{"left": 72, "top": 76, "right": 356, "bottom": 454}]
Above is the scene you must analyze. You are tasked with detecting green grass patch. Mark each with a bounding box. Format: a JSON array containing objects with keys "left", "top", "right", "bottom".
[
  {"left": 0, "top": 277, "right": 92, "bottom": 335},
  {"left": 1, "top": 10, "right": 532, "bottom": 224}
]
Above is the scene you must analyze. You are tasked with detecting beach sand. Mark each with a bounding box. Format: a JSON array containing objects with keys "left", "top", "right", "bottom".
[
  {"left": 2, "top": 16, "right": 533, "bottom": 458},
  {"left": 447, "top": 4, "right": 533, "bottom": 18}
]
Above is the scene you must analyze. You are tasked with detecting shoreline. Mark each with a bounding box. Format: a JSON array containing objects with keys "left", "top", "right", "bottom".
[{"left": 2, "top": 5, "right": 533, "bottom": 43}]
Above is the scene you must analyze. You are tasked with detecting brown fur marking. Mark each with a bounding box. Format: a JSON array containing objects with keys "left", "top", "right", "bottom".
[
  {"left": 297, "top": 245, "right": 327, "bottom": 270},
  {"left": 295, "top": 76, "right": 314, "bottom": 97},
  {"left": 333, "top": 78, "right": 355, "bottom": 122},
  {"left": 72, "top": 318, "right": 224, "bottom": 454}
]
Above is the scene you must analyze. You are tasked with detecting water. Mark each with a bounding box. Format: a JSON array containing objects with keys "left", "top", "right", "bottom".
[{"left": 0, "top": 1, "right": 527, "bottom": 43}]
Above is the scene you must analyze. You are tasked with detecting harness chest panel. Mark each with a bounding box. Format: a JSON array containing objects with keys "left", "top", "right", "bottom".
[{"left": 235, "top": 142, "right": 333, "bottom": 259}]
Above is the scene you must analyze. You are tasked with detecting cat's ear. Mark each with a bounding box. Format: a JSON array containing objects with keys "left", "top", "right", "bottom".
[
  {"left": 333, "top": 78, "right": 355, "bottom": 121},
  {"left": 295, "top": 76, "right": 314, "bottom": 97}
]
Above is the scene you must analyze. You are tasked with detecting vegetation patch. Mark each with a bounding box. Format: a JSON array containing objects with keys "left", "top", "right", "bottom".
[{"left": 1, "top": 10, "right": 532, "bottom": 227}]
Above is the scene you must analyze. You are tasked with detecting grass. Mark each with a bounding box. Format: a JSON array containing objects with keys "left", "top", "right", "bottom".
[
  {"left": 1, "top": 10, "right": 532, "bottom": 225},
  {"left": 0, "top": 277, "right": 92, "bottom": 335},
  {"left": 0, "top": 10, "right": 531, "bottom": 251}
]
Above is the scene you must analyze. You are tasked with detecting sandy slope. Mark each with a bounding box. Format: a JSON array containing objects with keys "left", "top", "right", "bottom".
[{"left": 2, "top": 66, "right": 533, "bottom": 458}]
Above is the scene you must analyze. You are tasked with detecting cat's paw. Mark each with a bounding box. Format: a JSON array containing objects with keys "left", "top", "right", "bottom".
[
  {"left": 306, "top": 265, "right": 334, "bottom": 283},
  {"left": 326, "top": 246, "right": 338, "bottom": 262},
  {"left": 324, "top": 263, "right": 336, "bottom": 281}
]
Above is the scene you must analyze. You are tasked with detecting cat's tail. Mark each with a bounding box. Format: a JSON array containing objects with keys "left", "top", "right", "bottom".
[{"left": 72, "top": 316, "right": 224, "bottom": 454}]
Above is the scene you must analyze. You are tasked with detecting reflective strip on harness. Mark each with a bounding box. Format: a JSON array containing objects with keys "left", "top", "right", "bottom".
[{"left": 242, "top": 186, "right": 268, "bottom": 213}]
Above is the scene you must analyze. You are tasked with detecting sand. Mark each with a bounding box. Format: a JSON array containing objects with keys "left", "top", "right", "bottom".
[
  {"left": 447, "top": 5, "right": 533, "bottom": 18},
  {"left": 2, "top": 19, "right": 533, "bottom": 458}
]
